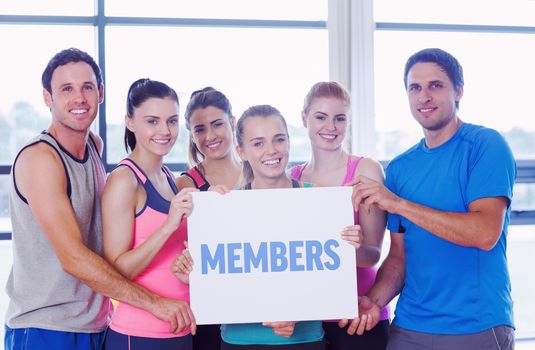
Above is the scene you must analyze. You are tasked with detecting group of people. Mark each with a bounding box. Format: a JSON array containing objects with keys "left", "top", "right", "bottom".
[{"left": 4, "top": 46, "right": 515, "bottom": 350}]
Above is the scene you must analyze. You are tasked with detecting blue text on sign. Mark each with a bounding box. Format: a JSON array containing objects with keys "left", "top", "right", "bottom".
[{"left": 200, "top": 240, "right": 340, "bottom": 274}]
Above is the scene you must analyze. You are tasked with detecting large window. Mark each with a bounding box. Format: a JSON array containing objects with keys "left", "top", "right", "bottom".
[
  {"left": 374, "top": 30, "right": 535, "bottom": 160},
  {"left": 1, "top": 0, "right": 534, "bottom": 345},
  {"left": 0, "top": 1, "right": 328, "bottom": 233},
  {"left": 373, "top": 0, "right": 535, "bottom": 340},
  {"left": 374, "top": 0, "right": 535, "bottom": 27},
  {"left": 105, "top": 0, "right": 326, "bottom": 20},
  {"left": 0, "top": 1, "right": 94, "bottom": 16},
  {"left": 104, "top": 25, "right": 327, "bottom": 164},
  {"left": 0, "top": 2, "right": 328, "bottom": 346},
  {"left": 372, "top": 2, "right": 535, "bottom": 224},
  {"left": 0, "top": 25, "right": 95, "bottom": 163},
  {"left": 0, "top": 25, "right": 96, "bottom": 234}
]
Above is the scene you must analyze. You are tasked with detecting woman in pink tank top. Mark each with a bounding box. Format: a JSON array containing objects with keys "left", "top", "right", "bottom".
[
  {"left": 290, "top": 82, "right": 390, "bottom": 350},
  {"left": 101, "top": 79, "right": 199, "bottom": 350}
]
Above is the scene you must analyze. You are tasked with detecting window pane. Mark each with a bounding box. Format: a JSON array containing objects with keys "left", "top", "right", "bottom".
[
  {"left": 105, "top": 26, "right": 328, "bottom": 163},
  {"left": 0, "top": 175, "right": 10, "bottom": 233},
  {"left": 0, "top": 0, "right": 94, "bottom": 16},
  {"left": 512, "top": 183, "right": 535, "bottom": 212},
  {"left": 0, "top": 240, "right": 13, "bottom": 343},
  {"left": 508, "top": 225, "right": 535, "bottom": 338},
  {"left": 0, "top": 25, "right": 96, "bottom": 165},
  {"left": 374, "top": 30, "right": 535, "bottom": 160},
  {"left": 106, "top": 0, "right": 327, "bottom": 21},
  {"left": 380, "top": 224, "right": 535, "bottom": 339},
  {"left": 374, "top": 0, "right": 535, "bottom": 27}
]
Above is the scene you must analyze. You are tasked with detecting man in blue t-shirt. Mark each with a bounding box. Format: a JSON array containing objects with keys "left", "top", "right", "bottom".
[{"left": 346, "top": 48, "right": 516, "bottom": 349}]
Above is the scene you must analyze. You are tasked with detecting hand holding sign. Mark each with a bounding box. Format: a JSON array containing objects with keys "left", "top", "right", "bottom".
[
  {"left": 172, "top": 241, "right": 193, "bottom": 284},
  {"left": 341, "top": 225, "right": 363, "bottom": 249},
  {"left": 338, "top": 295, "right": 381, "bottom": 335},
  {"left": 263, "top": 321, "right": 297, "bottom": 338},
  {"left": 187, "top": 186, "right": 358, "bottom": 325}
]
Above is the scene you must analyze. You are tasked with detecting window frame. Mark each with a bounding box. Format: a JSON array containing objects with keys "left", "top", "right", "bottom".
[
  {"left": 0, "top": 1, "right": 328, "bottom": 237},
  {"left": 1, "top": 0, "right": 535, "bottom": 342},
  {"left": 1, "top": 0, "right": 534, "bottom": 239},
  {"left": 371, "top": 19, "right": 535, "bottom": 225}
]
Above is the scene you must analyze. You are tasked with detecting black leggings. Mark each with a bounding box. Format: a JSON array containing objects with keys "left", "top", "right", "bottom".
[
  {"left": 193, "top": 324, "right": 222, "bottom": 350},
  {"left": 323, "top": 319, "right": 390, "bottom": 350}
]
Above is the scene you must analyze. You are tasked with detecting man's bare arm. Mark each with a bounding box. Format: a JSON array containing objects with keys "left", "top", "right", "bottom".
[
  {"left": 353, "top": 158, "right": 387, "bottom": 267},
  {"left": 352, "top": 175, "right": 507, "bottom": 251},
  {"left": 14, "top": 143, "right": 195, "bottom": 333},
  {"left": 367, "top": 232, "right": 406, "bottom": 309}
]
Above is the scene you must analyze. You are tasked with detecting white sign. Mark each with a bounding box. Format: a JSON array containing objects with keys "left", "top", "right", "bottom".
[{"left": 188, "top": 186, "right": 357, "bottom": 325}]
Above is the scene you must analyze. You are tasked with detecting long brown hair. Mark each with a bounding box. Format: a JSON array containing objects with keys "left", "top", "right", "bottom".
[{"left": 184, "top": 87, "right": 234, "bottom": 173}]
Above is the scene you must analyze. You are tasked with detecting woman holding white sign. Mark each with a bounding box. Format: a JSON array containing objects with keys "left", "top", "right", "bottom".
[
  {"left": 290, "top": 82, "right": 389, "bottom": 350},
  {"left": 175, "top": 86, "right": 241, "bottom": 350},
  {"left": 101, "top": 79, "right": 200, "bottom": 350},
  {"left": 174, "top": 104, "right": 364, "bottom": 350}
]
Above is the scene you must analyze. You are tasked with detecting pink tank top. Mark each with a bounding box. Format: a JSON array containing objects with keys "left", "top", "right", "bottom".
[
  {"left": 110, "top": 159, "right": 191, "bottom": 338},
  {"left": 290, "top": 156, "right": 389, "bottom": 321}
]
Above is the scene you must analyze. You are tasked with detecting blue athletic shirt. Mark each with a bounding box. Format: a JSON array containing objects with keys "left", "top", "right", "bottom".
[
  {"left": 385, "top": 122, "right": 516, "bottom": 334},
  {"left": 221, "top": 180, "right": 324, "bottom": 345}
]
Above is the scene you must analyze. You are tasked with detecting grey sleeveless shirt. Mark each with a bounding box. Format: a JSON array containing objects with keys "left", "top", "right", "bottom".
[{"left": 5, "top": 132, "right": 111, "bottom": 332}]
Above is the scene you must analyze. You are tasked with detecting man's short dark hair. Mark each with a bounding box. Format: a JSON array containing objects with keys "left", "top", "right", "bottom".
[
  {"left": 42, "top": 48, "right": 102, "bottom": 93},
  {"left": 403, "top": 48, "right": 464, "bottom": 109}
]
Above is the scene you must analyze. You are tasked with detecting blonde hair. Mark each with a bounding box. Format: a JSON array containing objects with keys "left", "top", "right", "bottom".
[
  {"left": 236, "top": 105, "right": 288, "bottom": 187},
  {"left": 303, "top": 81, "right": 350, "bottom": 114}
]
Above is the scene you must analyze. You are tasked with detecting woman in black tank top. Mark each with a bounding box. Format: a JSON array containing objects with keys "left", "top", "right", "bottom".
[
  {"left": 174, "top": 87, "right": 242, "bottom": 350},
  {"left": 176, "top": 87, "right": 241, "bottom": 196}
]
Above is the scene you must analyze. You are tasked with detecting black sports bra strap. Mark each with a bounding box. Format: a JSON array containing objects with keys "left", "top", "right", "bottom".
[{"left": 182, "top": 166, "right": 210, "bottom": 191}]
